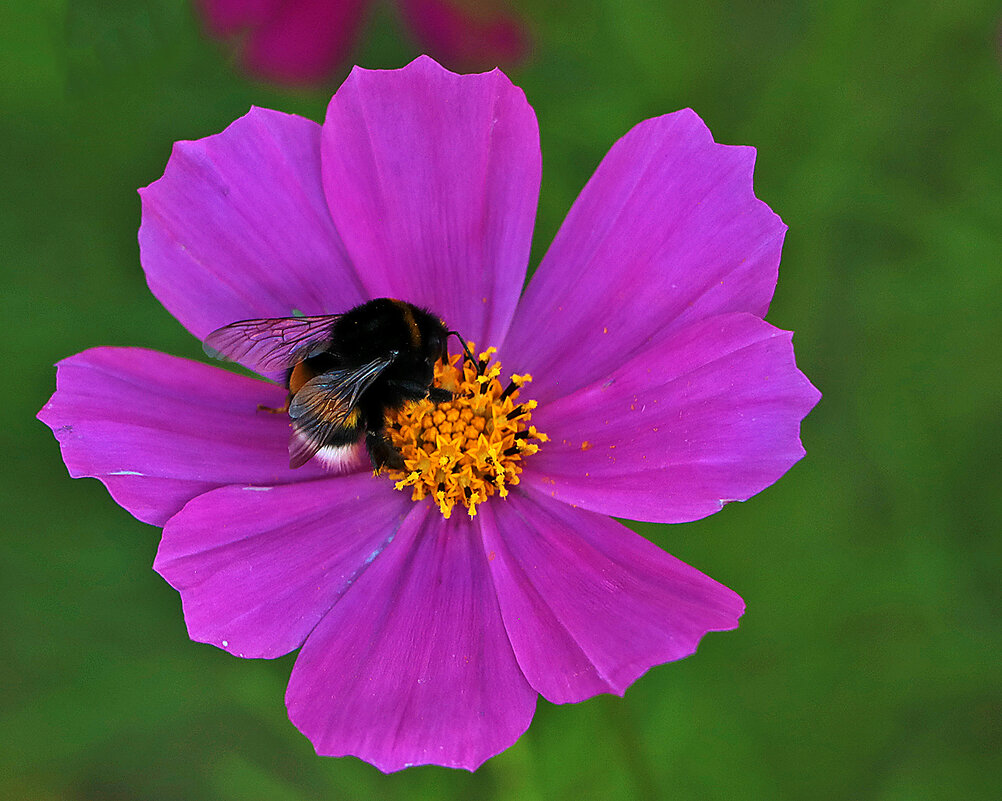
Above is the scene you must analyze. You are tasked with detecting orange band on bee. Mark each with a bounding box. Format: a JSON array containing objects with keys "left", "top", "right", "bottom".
[{"left": 288, "top": 361, "right": 314, "bottom": 396}]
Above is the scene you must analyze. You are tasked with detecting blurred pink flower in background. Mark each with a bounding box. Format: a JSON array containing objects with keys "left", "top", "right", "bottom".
[{"left": 196, "top": 0, "right": 528, "bottom": 84}]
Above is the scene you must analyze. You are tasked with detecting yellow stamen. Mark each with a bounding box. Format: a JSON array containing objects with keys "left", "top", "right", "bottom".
[{"left": 384, "top": 346, "right": 546, "bottom": 519}]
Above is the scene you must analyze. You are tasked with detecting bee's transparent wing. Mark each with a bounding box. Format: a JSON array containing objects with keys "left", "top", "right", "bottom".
[
  {"left": 202, "top": 314, "right": 342, "bottom": 372},
  {"left": 288, "top": 356, "right": 394, "bottom": 468}
]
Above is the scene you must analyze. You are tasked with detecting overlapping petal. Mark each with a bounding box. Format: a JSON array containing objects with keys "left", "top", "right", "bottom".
[
  {"left": 154, "top": 475, "right": 410, "bottom": 658},
  {"left": 320, "top": 56, "right": 540, "bottom": 347},
  {"left": 523, "top": 313, "right": 820, "bottom": 523},
  {"left": 36, "top": 348, "right": 331, "bottom": 526},
  {"left": 502, "top": 108, "right": 786, "bottom": 404},
  {"left": 480, "top": 487, "right": 743, "bottom": 703},
  {"left": 286, "top": 503, "right": 536, "bottom": 772},
  {"left": 139, "top": 106, "right": 364, "bottom": 343}
]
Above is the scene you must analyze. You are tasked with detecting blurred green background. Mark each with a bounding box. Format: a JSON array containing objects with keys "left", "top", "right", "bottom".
[{"left": 4, "top": 1, "right": 1001, "bottom": 798}]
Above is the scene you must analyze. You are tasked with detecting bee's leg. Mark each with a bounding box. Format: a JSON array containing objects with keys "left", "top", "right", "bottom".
[
  {"left": 257, "top": 395, "right": 290, "bottom": 414},
  {"left": 365, "top": 429, "right": 405, "bottom": 474},
  {"left": 261, "top": 368, "right": 299, "bottom": 413},
  {"left": 427, "top": 387, "right": 452, "bottom": 404}
]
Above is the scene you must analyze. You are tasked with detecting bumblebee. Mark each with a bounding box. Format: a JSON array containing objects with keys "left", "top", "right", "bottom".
[{"left": 204, "top": 298, "right": 472, "bottom": 472}]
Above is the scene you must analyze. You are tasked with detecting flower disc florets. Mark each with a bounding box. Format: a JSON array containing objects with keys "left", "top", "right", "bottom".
[{"left": 385, "top": 346, "right": 547, "bottom": 519}]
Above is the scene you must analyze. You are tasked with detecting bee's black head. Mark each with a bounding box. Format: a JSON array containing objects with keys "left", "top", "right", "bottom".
[{"left": 334, "top": 299, "right": 450, "bottom": 399}]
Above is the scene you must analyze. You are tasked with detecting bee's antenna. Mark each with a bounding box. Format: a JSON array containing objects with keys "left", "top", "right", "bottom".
[{"left": 447, "top": 331, "right": 483, "bottom": 375}]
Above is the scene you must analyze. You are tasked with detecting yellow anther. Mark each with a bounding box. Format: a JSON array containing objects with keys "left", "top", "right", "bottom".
[{"left": 384, "top": 347, "right": 547, "bottom": 519}]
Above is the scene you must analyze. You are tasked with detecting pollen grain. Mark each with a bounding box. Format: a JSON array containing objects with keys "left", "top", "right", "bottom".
[{"left": 384, "top": 347, "right": 547, "bottom": 519}]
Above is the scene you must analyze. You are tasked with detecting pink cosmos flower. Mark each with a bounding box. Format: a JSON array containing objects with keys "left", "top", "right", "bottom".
[
  {"left": 197, "top": 0, "right": 527, "bottom": 84},
  {"left": 38, "top": 57, "right": 819, "bottom": 772}
]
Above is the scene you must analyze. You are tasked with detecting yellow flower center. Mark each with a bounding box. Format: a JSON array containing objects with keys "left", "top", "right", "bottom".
[{"left": 384, "top": 346, "right": 547, "bottom": 519}]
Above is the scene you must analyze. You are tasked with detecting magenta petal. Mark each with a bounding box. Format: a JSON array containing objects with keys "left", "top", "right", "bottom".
[
  {"left": 36, "top": 348, "right": 331, "bottom": 526},
  {"left": 286, "top": 503, "right": 536, "bottom": 772},
  {"left": 320, "top": 56, "right": 540, "bottom": 347},
  {"left": 139, "top": 106, "right": 364, "bottom": 343},
  {"left": 398, "top": 0, "right": 529, "bottom": 70},
  {"left": 480, "top": 488, "right": 743, "bottom": 703},
  {"left": 524, "top": 313, "right": 821, "bottom": 523},
  {"left": 154, "top": 475, "right": 409, "bottom": 658},
  {"left": 502, "top": 108, "right": 786, "bottom": 403},
  {"left": 243, "top": 0, "right": 369, "bottom": 84}
]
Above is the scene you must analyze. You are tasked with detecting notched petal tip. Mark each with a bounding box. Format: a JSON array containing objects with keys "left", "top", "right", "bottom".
[
  {"left": 341, "top": 53, "right": 518, "bottom": 93},
  {"left": 638, "top": 108, "right": 784, "bottom": 230}
]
